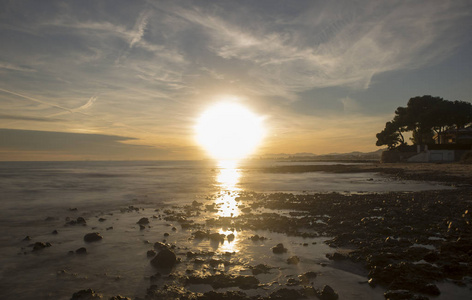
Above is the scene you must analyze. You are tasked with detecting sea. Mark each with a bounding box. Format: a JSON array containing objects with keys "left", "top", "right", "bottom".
[{"left": 0, "top": 160, "right": 463, "bottom": 299}]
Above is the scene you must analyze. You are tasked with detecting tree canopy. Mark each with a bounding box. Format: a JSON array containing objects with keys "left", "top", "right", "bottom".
[{"left": 376, "top": 95, "right": 472, "bottom": 149}]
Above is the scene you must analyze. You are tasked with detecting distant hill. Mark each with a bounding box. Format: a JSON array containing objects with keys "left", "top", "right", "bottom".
[{"left": 256, "top": 148, "right": 385, "bottom": 162}]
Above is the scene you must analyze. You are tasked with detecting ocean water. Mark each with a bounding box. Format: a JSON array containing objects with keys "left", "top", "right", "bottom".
[
  {"left": 0, "top": 160, "right": 463, "bottom": 299},
  {"left": 0, "top": 160, "right": 450, "bottom": 223}
]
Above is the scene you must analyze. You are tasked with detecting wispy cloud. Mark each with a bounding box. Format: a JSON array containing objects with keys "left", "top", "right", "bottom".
[
  {"left": 167, "top": 1, "right": 471, "bottom": 96},
  {"left": 0, "top": 62, "right": 36, "bottom": 73},
  {"left": 0, "top": 114, "right": 60, "bottom": 122},
  {"left": 48, "top": 96, "right": 98, "bottom": 117},
  {"left": 129, "top": 11, "right": 150, "bottom": 48}
]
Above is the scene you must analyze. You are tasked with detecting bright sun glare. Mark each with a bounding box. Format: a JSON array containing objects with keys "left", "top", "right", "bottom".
[{"left": 196, "top": 102, "right": 264, "bottom": 160}]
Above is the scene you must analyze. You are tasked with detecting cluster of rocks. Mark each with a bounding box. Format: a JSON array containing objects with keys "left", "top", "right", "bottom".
[{"left": 53, "top": 168, "right": 470, "bottom": 299}]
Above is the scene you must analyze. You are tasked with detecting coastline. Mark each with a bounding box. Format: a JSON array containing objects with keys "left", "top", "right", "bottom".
[{"left": 2, "top": 162, "right": 471, "bottom": 299}]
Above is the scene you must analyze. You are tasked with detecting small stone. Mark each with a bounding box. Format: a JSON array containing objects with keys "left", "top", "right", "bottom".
[
  {"left": 23, "top": 235, "right": 32, "bottom": 241},
  {"left": 272, "top": 243, "right": 287, "bottom": 254},
  {"left": 52, "top": 230, "right": 58, "bottom": 235},
  {"left": 164, "top": 233, "right": 169, "bottom": 237},
  {"left": 287, "top": 256, "right": 300, "bottom": 264},
  {"left": 137, "top": 217, "right": 149, "bottom": 225},
  {"left": 147, "top": 249, "right": 157, "bottom": 257},
  {"left": 150, "top": 248, "right": 177, "bottom": 269},
  {"left": 76, "top": 217, "right": 86, "bottom": 225},
  {"left": 32, "top": 242, "right": 51, "bottom": 251},
  {"left": 139, "top": 224, "right": 145, "bottom": 230},
  {"left": 109, "top": 296, "right": 131, "bottom": 300},
  {"left": 70, "top": 288, "right": 102, "bottom": 299},
  {"left": 75, "top": 247, "right": 87, "bottom": 255},
  {"left": 98, "top": 218, "right": 106, "bottom": 222},
  {"left": 318, "top": 285, "right": 338, "bottom": 300},
  {"left": 83, "top": 232, "right": 102, "bottom": 242}
]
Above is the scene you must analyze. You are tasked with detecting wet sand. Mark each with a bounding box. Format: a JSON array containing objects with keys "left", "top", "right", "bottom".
[{"left": 3, "top": 162, "right": 472, "bottom": 300}]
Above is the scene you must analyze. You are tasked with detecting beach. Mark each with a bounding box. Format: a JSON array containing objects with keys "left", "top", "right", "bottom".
[{"left": 0, "top": 161, "right": 471, "bottom": 299}]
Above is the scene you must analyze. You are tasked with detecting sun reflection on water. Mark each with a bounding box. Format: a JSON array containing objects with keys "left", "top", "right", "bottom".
[
  {"left": 214, "top": 160, "right": 242, "bottom": 252},
  {"left": 215, "top": 160, "right": 241, "bottom": 218}
]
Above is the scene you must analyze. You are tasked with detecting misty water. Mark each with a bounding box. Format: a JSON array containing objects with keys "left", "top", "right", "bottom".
[{"left": 0, "top": 161, "right": 463, "bottom": 299}]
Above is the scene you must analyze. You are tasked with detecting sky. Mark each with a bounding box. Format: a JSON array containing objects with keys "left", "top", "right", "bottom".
[{"left": 1, "top": 0, "right": 472, "bottom": 161}]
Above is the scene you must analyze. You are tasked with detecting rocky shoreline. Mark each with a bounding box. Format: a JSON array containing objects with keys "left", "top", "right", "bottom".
[
  {"left": 72, "top": 192, "right": 470, "bottom": 299},
  {"left": 13, "top": 163, "right": 472, "bottom": 300}
]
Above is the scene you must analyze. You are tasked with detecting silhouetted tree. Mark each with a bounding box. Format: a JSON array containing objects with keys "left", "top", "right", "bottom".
[
  {"left": 376, "top": 121, "right": 403, "bottom": 150},
  {"left": 376, "top": 95, "right": 472, "bottom": 148}
]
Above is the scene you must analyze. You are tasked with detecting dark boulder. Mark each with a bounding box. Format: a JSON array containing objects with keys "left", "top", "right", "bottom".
[
  {"left": 147, "top": 249, "right": 157, "bottom": 257},
  {"left": 384, "top": 289, "right": 429, "bottom": 300},
  {"left": 83, "top": 232, "right": 102, "bottom": 242},
  {"left": 32, "top": 242, "right": 51, "bottom": 251},
  {"left": 76, "top": 247, "right": 87, "bottom": 255},
  {"left": 272, "top": 243, "right": 287, "bottom": 254},
  {"left": 287, "top": 256, "right": 300, "bottom": 264},
  {"left": 150, "top": 248, "right": 177, "bottom": 269},
  {"left": 317, "top": 285, "right": 338, "bottom": 300},
  {"left": 70, "top": 288, "right": 102, "bottom": 299},
  {"left": 137, "top": 217, "right": 149, "bottom": 225}
]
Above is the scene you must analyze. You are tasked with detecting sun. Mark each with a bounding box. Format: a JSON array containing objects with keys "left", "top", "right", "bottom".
[{"left": 196, "top": 102, "right": 265, "bottom": 161}]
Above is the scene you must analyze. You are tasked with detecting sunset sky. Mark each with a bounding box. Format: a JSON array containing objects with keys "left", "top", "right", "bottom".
[{"left": 1, "top": 0, "right": 472, "bottom": 160}]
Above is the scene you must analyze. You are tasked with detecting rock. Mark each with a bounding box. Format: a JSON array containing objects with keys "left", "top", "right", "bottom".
[
  {"left": 192, "top": 200, "right": 203, "bottom": 207},
  {"left": 326, "top": 252, "right": 346, "bottom": 261},
  {"left": 76, "top": 247, "right": 87, "bottom": 255},
  {"left": 69, "top": 207, "right": 78, "bottom": 211},
  {"left": 153, "top": 241, "right": 168, "bottom": 250},
  {"left": 250, "top": 234, "right": 265, "bottom": 241},
  {"left": 150, "top": 248, "right": 177, "bottom": 269},
  {"left": 286, "top": 278, "right": 300, "bottom": 286},
  {"left": 209, "top": 232, "right": 225, "bottom": 242},
  {"left": 32, "top": 242, "right": 51, "bottom": 251},
  {"left": 45, "top": 216, "right": 56, "bottom": 221},
  {"left": 318, "top": 285, "right": 338, "bottom": 300},
  {"left": 109, "top": 296, "right": 131, "bottom": 300},
  {"left": 421, "top": 283, "right": 440, "bottom": 296},
  {"left": 287, "top": 256, "right": 300, "bottom": 264},
  {"left": 164, "top": 233, "right": 169, "bottom": 237},
  {"left": 76, "top": 217, "right": 86, "bottom": 225},
  {"left": 193, "top": 230, "right": 208, "bottom": 239},
  {"left": 268, "top": 288, "right": 304, "bottom": 299},
  {"left": 272, "top": 243, "right": 287, "bottom": 254},
  {"left": 303, "top": 271, "right": 317, "bottom": 279},
  {"left": 83, "top": 232, "right": 102, "bottom": 242},
  {"left": 250, "top": 264, "right": 272, "bottom": 275},
  {"left": 106, "top": 227, "right": 113, "bottom": 230},
  {"left": 384, "top": 289, "right": 429, "bottom": 300},
  {"left": 23, "top": 236, "right": 32, "bottom": 241},
  {"left": 137, "top": 217, "right": 149, "bottom": 225},
  {"left": 98, "top": 218, "right": 106, "bottom": 222},
  {"left": 70, "top": 288, "right": 102, "bottom": 299},
  {"left": 52, "top": 230, "right": 58, "bottom": 235},
  {"left": 186, "top": 274, "right": 259, "bottom": 289},
  {"left": 139, "top": 224, "right": 145, "bottom": 230},
  {"left": 227, "top": 233, "right": 235, "bottom": 242},
  {"left": 147, "top": 249, "right": 157, "bottom": 257}
]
